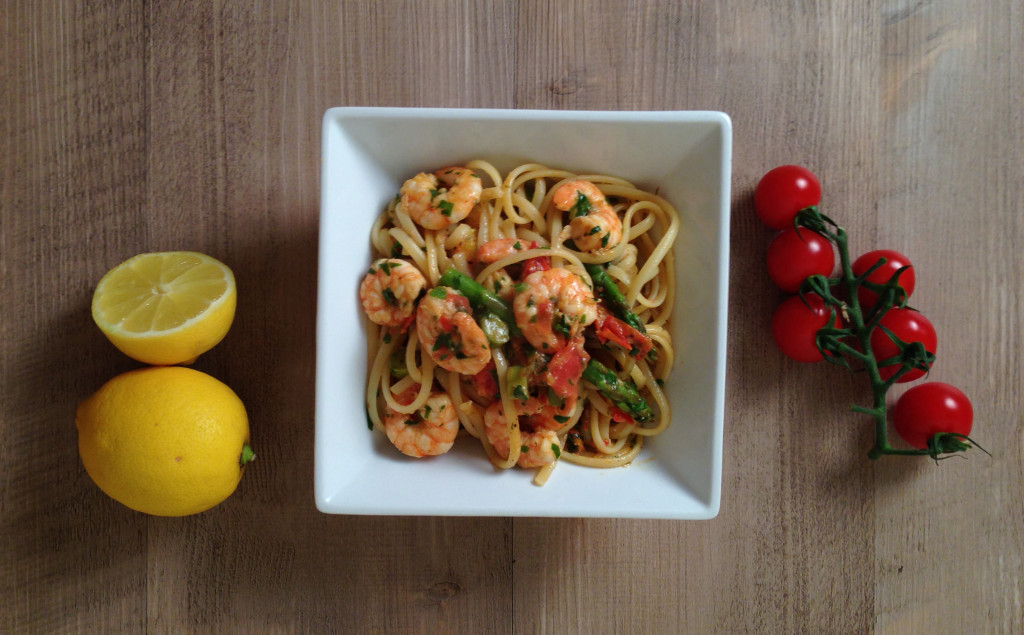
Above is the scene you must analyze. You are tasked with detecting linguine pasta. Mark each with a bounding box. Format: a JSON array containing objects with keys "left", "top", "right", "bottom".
[{"left": 360, "top": 161, "right": 678, "bottom": 486}]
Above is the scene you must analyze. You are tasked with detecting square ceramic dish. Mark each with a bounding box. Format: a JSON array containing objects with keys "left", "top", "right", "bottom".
[{"left": 315, "top": 107, "right": 730, "bottom": 519}]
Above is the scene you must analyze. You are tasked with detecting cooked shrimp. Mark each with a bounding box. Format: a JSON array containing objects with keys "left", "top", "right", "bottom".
[
  {"left": 416, "top": 287, "right": 492, "bottom": 375},
  {"left": 483, "top": 267, "right": 516, "bottom": 302},
  {"left": 359, "top": 258, "right": 427, "bottom": 327},
  {"left": 513, "top": 268, "right": 598, "bottom": 352},
  {"left": 521, "top": 392, "right": 578, "bottom": 432},
  {"left": 476, "top": 238, "right": 528, "bottom": 302},
  {"left": 483, "top": 402, "right": 563, "bottom": 468},
  {"left": 552, "top": 179, "right": 623, "bottom": 253},
  {"left": 384, "top": 388, "right": 459, "bottom": 457},
  {"left": 400, "top": 167, "right": 483, "bottom": 230},
  {"left": 476, "top": 237, "right": 530, "bottom": 264}
]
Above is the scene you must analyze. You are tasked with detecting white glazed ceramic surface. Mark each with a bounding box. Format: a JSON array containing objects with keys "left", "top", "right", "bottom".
[{"left": 315, "top": 108, "right": 731, "bottom": 518}]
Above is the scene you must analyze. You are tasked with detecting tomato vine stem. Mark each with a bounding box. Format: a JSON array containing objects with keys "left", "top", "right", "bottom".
[{"left": 793, "top": 208, "right": 955, "bottom": 460}]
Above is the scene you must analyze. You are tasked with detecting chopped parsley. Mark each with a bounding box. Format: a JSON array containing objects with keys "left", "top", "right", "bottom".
[
  {"left": 551, "top": 444, "right": 561, "bottom": 459},
  {"left": 572, "top": 191, "right": 592, "bottom": 217},
  {"left": 553, "top": 414, "right": 570, "bottom": 423},
  {"left": 601, "top": 233, "right": 610, "bottom": 247},
  {"left": 429, "top": 287, "right": 448, "bottom": 299},
  {"left": 521, "top": 445, "right": 529, "bottom": 453},
  {"left": 432, "top": 332, "right": 454, "bottom": 352},
  {"left": 437, "top": 200, "right": 454, "bottom": 217},
  {"left": 552, "top": 313, "right": 572, "bottom": 338},
  {"left": 381, "top": 288, "right": 398, "bottom": 306},
  {"left": 547, "top": 390, "right": 564, "bottom": 408}
]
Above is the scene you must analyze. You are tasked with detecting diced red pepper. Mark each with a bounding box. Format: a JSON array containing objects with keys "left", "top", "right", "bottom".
[
  {"left": 593, "top": 308, "right": 652, "bottom": 359},
  {"left": 609, "top": 406, "right": 635, "bottom": 424}
]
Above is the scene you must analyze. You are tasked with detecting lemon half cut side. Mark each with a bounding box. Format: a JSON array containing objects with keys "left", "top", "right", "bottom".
[{"left": 91, "top": 251, "right": 237, "bottom": 365}]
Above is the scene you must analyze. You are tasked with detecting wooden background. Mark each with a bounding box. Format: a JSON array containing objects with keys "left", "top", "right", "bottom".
[{"left": 3, "top": 1, "right": 1021, "bottom": 632}]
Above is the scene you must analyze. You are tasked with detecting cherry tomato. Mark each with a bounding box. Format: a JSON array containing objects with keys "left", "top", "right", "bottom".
[
  {"left": 754, "top": 165, "right": 822, "bottom": 229},
  {"left": 870, "top": 308, "right": 937, "bottom": 383},
  {"left": 765, "top": 228, "right": 835, "bottom": 292},
  {"left": 892, "top": 382, "right": 973, "bottom": 449},
  {"left": 851, "top": 249, "right": 916, "bottom": 309},
  {"left": 771, "top": 294, "right": 841, "bottom": 363}
]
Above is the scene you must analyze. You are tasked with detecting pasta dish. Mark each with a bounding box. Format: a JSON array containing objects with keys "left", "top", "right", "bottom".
[{"left": 359, "top": 161, "right": 678, "bottom": 485}]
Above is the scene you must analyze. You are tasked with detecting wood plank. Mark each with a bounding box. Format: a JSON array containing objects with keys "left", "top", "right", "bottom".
[
  {"left": 0, "top": 1, "right": 150, "bottom": 631},
  {"left": 872, "top": 1, "right": 1024, "bottom": 631},
  {"left": 140, "top": 1, "right": 516, "bottom": 631}
]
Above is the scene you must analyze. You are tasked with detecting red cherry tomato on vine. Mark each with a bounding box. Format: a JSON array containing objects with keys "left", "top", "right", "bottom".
[
  {"left": 766, "top": 228, "right": 835, "bottom": 292},
  {"left": 754, "top": 165, "right": 822, "bottom": 230},
  {"left": 870, "top": 308, "right": 937, "bottom": 383},
  {"left": 892, "top": 382, "right": 973, "bottom": 449},
  {"left": 852, "top": 249, "right": 916, "bottom": 309},
  {"left": 771, "top": 294, "right": 841, "bottom": 363}
]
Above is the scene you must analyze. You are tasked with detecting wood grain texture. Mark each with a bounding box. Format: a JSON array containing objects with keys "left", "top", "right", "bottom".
[{"left": 1, "top": 0, "right": 1021, "bottom": 632}]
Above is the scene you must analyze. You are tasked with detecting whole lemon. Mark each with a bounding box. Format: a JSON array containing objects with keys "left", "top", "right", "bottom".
[{"left": 76, "top": 366, "right": 253, "bottom": 516}]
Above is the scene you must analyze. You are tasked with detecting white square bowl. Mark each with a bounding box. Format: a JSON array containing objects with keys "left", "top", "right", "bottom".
[{"left": 315, "top": 107, "right": 730, "bottom": 519}]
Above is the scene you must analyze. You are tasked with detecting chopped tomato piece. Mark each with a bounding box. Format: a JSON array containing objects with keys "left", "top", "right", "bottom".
[
  {"left": 522, "top": 256, "right": 551, "bottom": 278},
  {"left": 472, "top": 363, "right": 500, "bottom": 401},
  {"left": 543, "top": 337, "right": 590, "bottom": 399}
]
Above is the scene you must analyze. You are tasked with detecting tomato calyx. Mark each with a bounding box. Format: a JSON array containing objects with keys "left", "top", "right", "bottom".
[{"left": 925, "top": 433, "right": 985, "bottom": 459}]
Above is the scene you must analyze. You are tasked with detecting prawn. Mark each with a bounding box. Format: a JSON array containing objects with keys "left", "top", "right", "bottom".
[
  {"left": 476, "top": 238, "right": 531, "bottom": 302},
  {"left": 416, "top": 287, "right": 492, "bottom": 375},
  {"left": 483, "top": 402, "right": 563, "bottom": 468},
  {"left": 384, "top": 388, "right": 459, "bottom": 457},
  {"left": 476, "top": 237, "right": 530, "bottom": 264},
  {"left": 552, "top": 179, "right": 623, "bottom": 253},
  {"left": 513, "top": 268, "right": 598, "bottom": 352},
  {"left": 400, "top": 166, "right": 482, "bottom": 230},
  {"left": 359, "top": 258, "right": 427, "bottom": 327}
]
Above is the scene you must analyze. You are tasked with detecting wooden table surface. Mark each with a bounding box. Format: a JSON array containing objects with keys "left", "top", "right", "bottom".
[{"left": 3, "top": 1, "right": 1022, "bottom": 632}]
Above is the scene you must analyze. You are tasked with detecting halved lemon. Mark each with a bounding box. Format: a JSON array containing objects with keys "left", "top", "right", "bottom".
[{"left": 91, "top": 251, "right": 237, "bottom": 365}]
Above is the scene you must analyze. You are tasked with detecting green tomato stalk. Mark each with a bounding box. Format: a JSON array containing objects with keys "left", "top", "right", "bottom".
[{"left": 791, "top": 208, "right": 975, "bottom": 460}]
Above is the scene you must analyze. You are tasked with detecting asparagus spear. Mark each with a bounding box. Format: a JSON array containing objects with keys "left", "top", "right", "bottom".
[
  {"left": 584, "top": 263, "right": 646, "bottom": 334},
  {"left": 439, "top": 267, "right": 654, "bottom": 422},
  {"left": 581, "top": 359, "right": 654, "bottom": 423}
]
